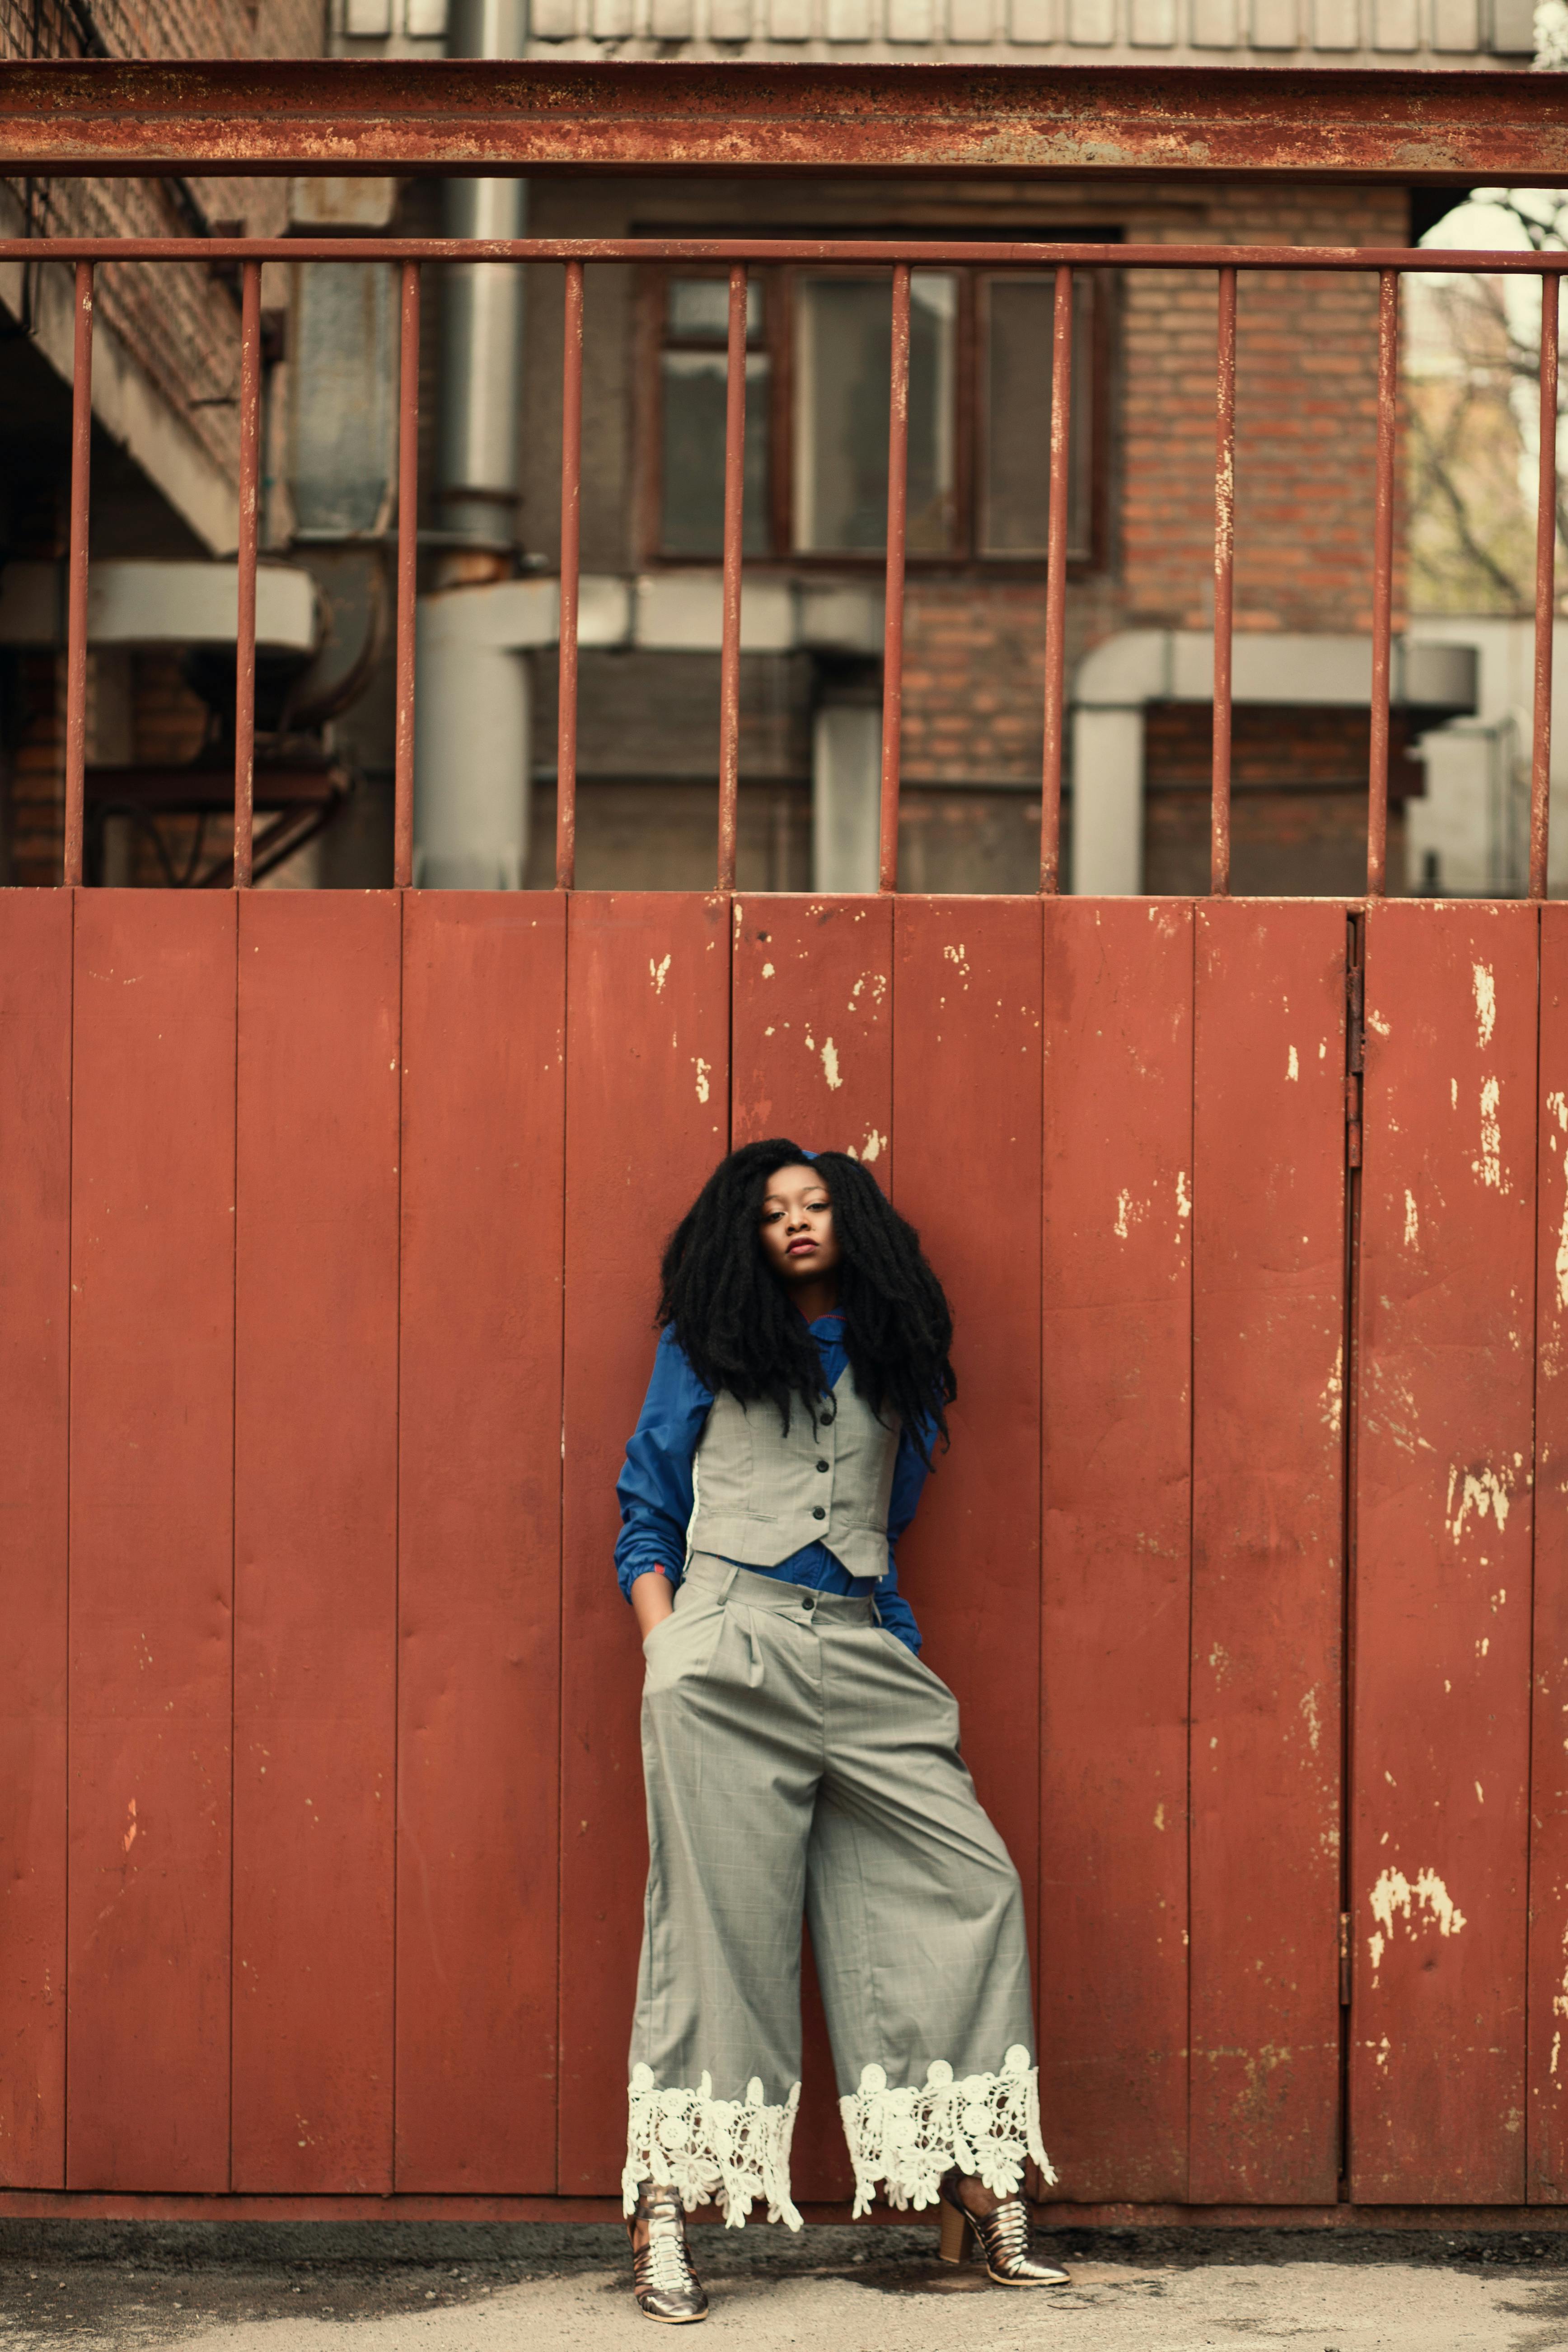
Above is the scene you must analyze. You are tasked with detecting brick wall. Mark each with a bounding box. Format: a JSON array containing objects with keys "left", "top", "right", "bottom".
[
  {"left": 0, "top": 1, "right": 325, "bottom": 490},
  {"left": 1120, "top": 184, "right": 1410, "bottom": 637},
  {"left": 0, "top": 1, "right": 325, "bottom": 885},
  {"left": 520, "top": 175, "right": 1415, "bottom": 887}
]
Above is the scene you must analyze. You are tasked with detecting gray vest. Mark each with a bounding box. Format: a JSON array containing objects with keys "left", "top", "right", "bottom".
[{"left": 687, "top": 1368, "right": 900, "bottom": 1584}]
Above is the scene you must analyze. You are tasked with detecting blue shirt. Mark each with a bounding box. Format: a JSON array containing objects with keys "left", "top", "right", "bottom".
[{"left": 614, "top": 1312, "right": 928, "bottom": 1652}]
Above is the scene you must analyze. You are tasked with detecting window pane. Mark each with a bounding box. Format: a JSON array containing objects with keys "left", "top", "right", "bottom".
[
  {"left": 981, "top": 275, "right": 1093, "bottom": 561},
  {"left": 667, "top": 277, "right": 763, "bottom": 343},
  {"left": 660, "top": 351, "right": 771, "bottom": 558},
  {"left": 793, "top": 272, "right": 956, "bottom": 555}
]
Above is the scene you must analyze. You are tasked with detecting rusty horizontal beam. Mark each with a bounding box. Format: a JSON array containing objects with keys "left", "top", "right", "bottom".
[
  {"left": 3, "top": 237, "right": 1565, "bottom": 271},
  {"left": 0, "top": 59, "right": 1561, "bottom": 182}
]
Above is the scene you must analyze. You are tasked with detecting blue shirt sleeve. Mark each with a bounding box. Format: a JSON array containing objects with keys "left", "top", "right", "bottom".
[
  {"left": 875, "top": 1418, "right": 936, "bottom": 1653},
  {"left": 614, "top": 1329, "right": 714, "bottom": 1604}
]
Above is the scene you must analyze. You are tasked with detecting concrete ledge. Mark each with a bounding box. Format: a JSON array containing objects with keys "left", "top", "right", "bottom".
[
  {"left": 1075, "top": 628, "right": 1476, "bottom": 711},
  {"left": 0, "top": 559, "right": 319, "bottom": 651},
  {"left": 416, "top": 572, "right": 884, "bottom": 656}
]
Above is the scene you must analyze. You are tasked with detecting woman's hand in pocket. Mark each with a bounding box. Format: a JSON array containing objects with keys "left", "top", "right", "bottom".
[{"left": 631, "top": 1569, "right": 676, "bottom": 1641}]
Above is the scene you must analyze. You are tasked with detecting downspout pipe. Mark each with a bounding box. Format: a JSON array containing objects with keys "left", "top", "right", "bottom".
[{"left": 413, "top": 0, "right": 532, "bottom": 889}]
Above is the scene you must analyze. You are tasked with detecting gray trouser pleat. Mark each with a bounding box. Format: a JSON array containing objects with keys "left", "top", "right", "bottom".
[{"left": 625, "top": 1558, "right": 1050, "bottom": 2225}]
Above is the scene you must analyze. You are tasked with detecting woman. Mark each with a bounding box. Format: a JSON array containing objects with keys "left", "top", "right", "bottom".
[{"left": 614, "top": 1139, "right": 1064, "bottom": 2323}]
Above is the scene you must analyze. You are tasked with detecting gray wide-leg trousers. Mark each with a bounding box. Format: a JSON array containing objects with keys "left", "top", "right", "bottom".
[{"left": 625, "top": 1557, "right": 1053, "bottom": 2227}]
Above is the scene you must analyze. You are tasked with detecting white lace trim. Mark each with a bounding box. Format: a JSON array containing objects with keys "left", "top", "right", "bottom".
[
  {"left": 837, "top": 2043, "right": 1057, "bottom": 2219},
  {"left": 623, "top": 2063, "right": 803, "bottom": 2230}
]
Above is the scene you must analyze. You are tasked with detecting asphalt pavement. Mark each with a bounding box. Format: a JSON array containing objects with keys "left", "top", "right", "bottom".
[{"left": 3, "top": 2221, "right": 1568, "bottom": 2350}]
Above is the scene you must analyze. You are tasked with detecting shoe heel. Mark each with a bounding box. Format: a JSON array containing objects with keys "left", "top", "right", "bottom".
[{"left": 937, "top": 2200, "right": 972, "bottom": 2266}]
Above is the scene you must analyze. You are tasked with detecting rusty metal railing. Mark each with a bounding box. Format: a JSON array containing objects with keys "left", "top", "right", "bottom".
[{"left": 18, "top": 233, "right": 1568, "bottom": 900}]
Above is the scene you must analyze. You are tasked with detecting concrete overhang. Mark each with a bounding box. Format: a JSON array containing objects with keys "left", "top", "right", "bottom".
[
  {"left": 0, "top": 559, "right": 320, "bottom": 651},
  {"left": 1071, "top": 626, "right": 1478, "bottom": 894},
  {"left": 416, "top": 571, "right": 883, "bottom": 655}
]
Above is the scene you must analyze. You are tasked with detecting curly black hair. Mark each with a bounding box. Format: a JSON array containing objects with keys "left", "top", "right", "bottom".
[{"left": 657, "top": 1138, "right": 955, "bottom": 1459}]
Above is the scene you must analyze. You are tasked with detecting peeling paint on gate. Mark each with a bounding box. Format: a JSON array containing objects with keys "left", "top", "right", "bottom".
[{"left": 1366, "top": 1867, "right": 1468, "bottom": 1987}]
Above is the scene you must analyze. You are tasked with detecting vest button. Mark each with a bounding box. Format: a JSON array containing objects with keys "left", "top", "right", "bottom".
[
  {"left": 816, "top": 1459, "right": 830, "bottom": 1473},
  {"left": 812, "top": 1505, "right": 826, "bottom": 1521}
]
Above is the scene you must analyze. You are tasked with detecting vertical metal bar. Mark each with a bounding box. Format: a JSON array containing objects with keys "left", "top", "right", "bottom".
[
  {"left": 394, "top": 259, "right": 420, "bottom": 891},
  {"left": 556, "top": 259, "right": 583, "bottom": 891},
  {"left": 1367, "top": 267, "right": 1399, "bottom": 900},
  {"left": 716, "top": 262, "right": 747, "bottom": 893},
  {"left": 1039, "top": 263, "right": 1073, "bottom": 894},
  {"left": 1211, "top": 265, "right": 1237, "bottom": 899},
  {"left": 62, "top": 258, "right": 93, "bottom": 888},
  {"left": 880, "top": 261, "right": 911, "bottom": 895},
  {"left": 232, "top": 257, "right": 262, "bottom": 890},
  {"left": 1532, "top": 270, "right": 1559, "bottom": 903}
]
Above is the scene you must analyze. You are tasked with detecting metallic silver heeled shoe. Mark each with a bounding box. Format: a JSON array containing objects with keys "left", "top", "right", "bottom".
[
  {"left": 627, "top": 2180, "right": 710, "bottom": 2323},
  {"left": 937, "top": 2167, "right": 1069, "bottom": 2286}
]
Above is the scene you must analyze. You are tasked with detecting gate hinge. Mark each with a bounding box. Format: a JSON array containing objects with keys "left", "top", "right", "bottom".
[
  {"left": 1339, "top": 1910, "right": 1352, "bottom": 2006},
  {"left": 1345, "top": 960, "right": 1365, "bottom": 1170}
]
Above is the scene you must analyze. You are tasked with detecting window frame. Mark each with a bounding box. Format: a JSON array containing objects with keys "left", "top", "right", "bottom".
[{"left": 638, "top": 256, "right": 1108, "bottom": 577}]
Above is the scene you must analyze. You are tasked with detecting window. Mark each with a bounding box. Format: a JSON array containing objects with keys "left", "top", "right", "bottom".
[
  {"left": 648, "top": 263, "right": 1100, "bottom": 568},
  {"left": 658, "top": 276, "right": 772, "bottom": 559}
]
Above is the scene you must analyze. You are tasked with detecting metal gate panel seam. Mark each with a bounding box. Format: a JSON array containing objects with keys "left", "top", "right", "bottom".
[
  {"left": 232, "top": 891, "right": 401, "bottom": 2194},
  {"left": 558, "top": 892, "right": 731, "bottom": 2196},
  {"left": 731, "top": 895, "right": 895, "bottom": 1182},
  {"left": 66, "top": 892, "right": 237, "bottom": 2193},
  {"left": 892, "top": 892, "right": 1045, "bottom": 2153},
  {"left": 0, "top": 892, "right": 72, "bottom": 2188},
  {"left": 730, "top": 891, "right": 896, "bottom": 2202},
  {"left": 1189, "top": 901, "right": 1347, "bottom": 2204},
  {"left": 1350, "top": 899, "right": 1538, "bottom": 2204},
  {"left": 395, "top": 892, "right": 566, "bottom": 2193},
  {"left": 1039, "top": 898, "right": 1194, "bottom": 2201},
  {"left": 1530, "top": 901, "right": 1568, "bottom": 2202}
]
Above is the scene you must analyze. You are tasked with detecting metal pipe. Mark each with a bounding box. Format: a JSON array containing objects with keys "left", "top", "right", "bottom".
[
  {"left": 1039, "top": 263, "right": 1072, "bottom": 896},
  {"left": 394, "top": 259, "right": 420, "bottom": 891},
  {"left": 437, "top": 0, "right": 528, "bottom": 567},
  {"left": 1211, "top": 264, "right": 1236, "bottom": 900},
  {"left": 1367, "top": 267, "right": 1399, "bottom": 900},
  {"left": 436, "top": 177, "right": 526, "bottom": 565},
  {"left": 1532, "top": 270, "right": 1559, "bottom": 904},
  {"left": 233, "top": 257, "right": 262, "bottom": 890},
  {"left": 556, "top": 258, "right": 583, "bottom": 892},
  {"left": 879, "top": 262, "right": 910, "bottom": 896},
  {"left": 415, "top": 0, "right": 530, "bottom": 886},
  {"left": 717, "top": 262, "right": 748, "bottom": 894},
  {"left": 62, "top": 258, "right": 92, "bottom": 889}
]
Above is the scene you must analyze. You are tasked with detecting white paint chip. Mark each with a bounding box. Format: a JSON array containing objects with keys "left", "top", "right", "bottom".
[
  {"left": 1403, "top": 1190, "right": 1419, "bottom": 1249},
  {"left": 1287, "top": 1045, "right": 1299, "bottom": 1082},
  {"left": 1366, "top": 1865, "right": 1467, "bottom": 1989},
  {"left": 1472, "top": 1076, "right": 1503, "bottom": 1190},
  {"left": 820, "top": 1038, "right": 842, "bottom": 1091},
  {"left": 1473, "top": 962, "right": 1497, "bottom": 1047},
  {"left": 1446, "top": 1462, "right": 1512, "bottom": 1545},
  {"left": 650, "top": 954, "right": 671, "bottom": 995},
  {"left": 693, "top": 1057, "right": 711, "bottom": 1105}
]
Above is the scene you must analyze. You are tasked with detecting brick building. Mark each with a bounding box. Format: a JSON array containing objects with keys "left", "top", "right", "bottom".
[
  {"left": 0, "top": 3, "right": 329, "bottom": 888},
  {"left": 0, "top": 3, "right": 1543, "bottom": 897}
]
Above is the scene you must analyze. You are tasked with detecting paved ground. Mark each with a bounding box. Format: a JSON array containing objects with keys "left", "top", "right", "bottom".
[{"left": 5, "top": 2222, "right": 1568, "bottom": 2350}]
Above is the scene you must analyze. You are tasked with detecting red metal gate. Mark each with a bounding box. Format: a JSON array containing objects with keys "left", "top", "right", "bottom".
[
  {"left": 4, "top": 63, "right": 1568, "bottom": 2222},
  {"left": 6, "top": 886, "right": 1568, "bottom": 2218}
]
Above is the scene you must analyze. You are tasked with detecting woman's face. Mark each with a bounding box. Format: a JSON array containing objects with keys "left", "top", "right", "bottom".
[{"left": 758, "top": 1162, "right": 842, "bottom": 1291}]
